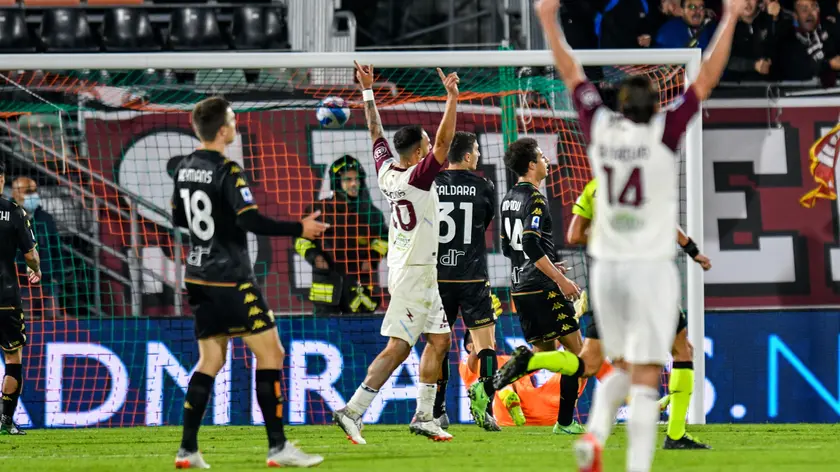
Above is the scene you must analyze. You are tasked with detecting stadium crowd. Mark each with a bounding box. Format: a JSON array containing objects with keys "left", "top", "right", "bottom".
[{"left": 561, "top": 0, "right": 840, "bottom": 86}]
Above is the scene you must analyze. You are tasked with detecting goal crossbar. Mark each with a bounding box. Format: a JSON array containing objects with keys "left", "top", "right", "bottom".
[
  {"left": 0, "top": 48, "right": 706, "bottom": 425},
  {"left": 0, "top": 49, "right": 701, "bottom": 70}
]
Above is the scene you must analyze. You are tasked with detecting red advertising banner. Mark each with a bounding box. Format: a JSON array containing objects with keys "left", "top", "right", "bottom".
[
  {"left": 80, "top": 99, "right": 840, "bottom": 314},
  {"left": 703, "top": 100, "right": 840, "bottom": 309}
]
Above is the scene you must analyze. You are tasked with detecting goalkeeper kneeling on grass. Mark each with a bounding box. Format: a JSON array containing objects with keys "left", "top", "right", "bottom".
[
  {"left": 459, "top": 330, "right": 574, "bottom": 427},
  {"left": 296, "top": 155, "right": 387, "bottom": 315}
]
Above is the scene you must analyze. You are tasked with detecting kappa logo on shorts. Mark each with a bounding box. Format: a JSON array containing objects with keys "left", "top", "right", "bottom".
[
  {"left": 552, "top": 302, "right": 564, "bottom": 311},
  {"left": 547, "top": 291, "right": 559, "bottom": 299},
  {"left": 244, "top": 293, "right": 258, "bottom": 304},
  {"left": 252, "top": 319, "right": 267, "bottom": 330},
  {"left": 248, "top": 306, "right": 264, "bottom": 316},
  {"left": 556, "top": 313, "right": 568, "bottom": 321},
  {"left": 239, "top": 283, "right": 253, "bottom": 291}
]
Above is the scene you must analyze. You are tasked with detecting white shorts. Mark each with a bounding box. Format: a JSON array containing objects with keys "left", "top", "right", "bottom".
[
  {"left": 381, "top": 265, "right": 449, "bottom": 346},
  {"left": 590, "top": 259, "right": 680, "bottom": 366}
]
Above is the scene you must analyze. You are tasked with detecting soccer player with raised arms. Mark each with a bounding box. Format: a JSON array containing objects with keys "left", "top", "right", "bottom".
[
  {"left": 171, "top": 97, "right": 328, "bottom": 468},
  {"left": 433, "top": 131, "right": 507, "bottom": 431},
  {"left": 333, "top": 61, "right": 460, "bottom": 443},
  {"left": 569, "top": 179, "right": 713, "bottom": 450},
  {"left": 495, "top": 137, "right": 587, "bottom": 435},
  {"left": 534, "top": 0, "right": 743, "bottom": 470}
]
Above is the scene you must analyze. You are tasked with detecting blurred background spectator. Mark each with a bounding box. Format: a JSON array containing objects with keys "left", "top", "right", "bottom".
[
  {"left": 11, "top": 177, "right": 64, "bottom": 295},
  {"left": 656, "top": 0, "right": 718, "bottom": 49},
  {"left": 724, "top": 0, "right": 779, "bottom": 81},
  {"left": 774, "top": 0, "right": 840, "bottom": 86}
]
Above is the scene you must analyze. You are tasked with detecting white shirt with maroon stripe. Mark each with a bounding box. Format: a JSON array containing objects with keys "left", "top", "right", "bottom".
[
  {"left": 373, "top": 137, "right": 443, "bottom": 268},
  {"left": 572, "top": 81, "right": 700, "bottom": 261}
]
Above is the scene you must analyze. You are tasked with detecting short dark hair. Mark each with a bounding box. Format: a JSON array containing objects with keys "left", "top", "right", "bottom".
[
  {"left": 393, "top": 125, "right": 424, "bottom": 157},
  {"left": 618, "top": 75, "right": 658, "bottom": 124},
  {"left": 191, "top": 96, "right": 231, "bottom": 142},
  {"left": 504, "top": 138, "right": 540, "bottom": 176},
  {"left": 448, "top": 131, "right": 477, "bottom": 164}
]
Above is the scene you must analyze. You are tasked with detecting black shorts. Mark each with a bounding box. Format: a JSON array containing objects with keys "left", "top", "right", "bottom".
[
  {"left": 186, "top": 280, "right": 276, "bottom": 340},
  {"left": 439, "top": 281, "right": 496, "bottom": 329},
  {"left": 512, "top": 289, "right": 579, "bottom": 344},
  {"left": 584, "top": 309, "right": 688, "bottom": 340},
  {"left": 0, "top": 305, "right": 26, "bottom": 352}
]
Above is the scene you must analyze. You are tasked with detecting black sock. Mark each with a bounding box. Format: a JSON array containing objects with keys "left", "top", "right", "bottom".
[
  {"left": 180, "top": 371, "right": 214, "bottom": 452},
  {"left": 557, "top": 372, "right": 580, "bottom": 427},
  {"left": 256, "top": 369, "right": 287, "bottom": 449},
  {"left": 478, "top": 349, "right": 498, "bottom": 416},
  {"left": 1, "top": 363, "right": 22, "bottom": 421},
  {"left": 433, "top": 351, "right": 449, "bottom": 418}
]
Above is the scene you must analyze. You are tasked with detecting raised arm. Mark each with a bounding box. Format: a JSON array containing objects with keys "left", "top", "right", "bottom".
[
  {"left": 432, "top": 68, "right": 460, "bottom": 165},
  {"left": 354, "top": 61, "right": 384, "bottom": 142},
  {"left": 535, "top": 0, "right": 586, "bottom": 92},
  {"left": 691, "top": 0, "right": 747, "bottom": 100}
]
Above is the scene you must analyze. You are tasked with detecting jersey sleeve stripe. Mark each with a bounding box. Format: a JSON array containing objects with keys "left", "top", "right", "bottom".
[
  {"left": 184, "top": 278, "right": 238, "bottom": 287},
  {"left": 236, "top": 205, "right": 258, "bottom": 215},
  {"left": 522, "top": 230, "right": 541, "bottom": 236}
]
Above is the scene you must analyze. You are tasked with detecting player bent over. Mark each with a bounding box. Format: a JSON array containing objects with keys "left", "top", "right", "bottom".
[
  {"left": 333, "top": 62, "right": 460, "bottom": 444},
  {"left": 0, "top": 161, "right": 42, "bottom": 436},
  {"left": 172, "top": 97, "right": 328, "bottom": 468},
  {"left": 494, "top": 137, "right": 587, "bottom": 435},
  {"left": 433, "top": 132, "right": 503, "bottom": 431},
  {"left": 534, "top": 0, "right": 742, "bottom": 470},
  {"left": 569, "top": 180, "right": 712, "bottom": 449}
]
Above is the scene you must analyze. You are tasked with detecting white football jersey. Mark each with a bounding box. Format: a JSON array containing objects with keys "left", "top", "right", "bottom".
[
  {"left": 571, "top": 81, "right": 700, "bottom": 261},
  {"left": 372, "top": 137, "right": 443, "bottom": 268}
]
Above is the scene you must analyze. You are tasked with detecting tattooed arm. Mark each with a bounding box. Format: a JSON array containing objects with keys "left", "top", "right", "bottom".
[{"left": 355, "top": 61, "right": 384, "bottom": 142}]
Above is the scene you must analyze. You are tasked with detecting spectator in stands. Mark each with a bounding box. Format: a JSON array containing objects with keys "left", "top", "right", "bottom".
[
  {"left": 295, "top": 156, "right": 387, "bottom": 315},
  {"left": 723, "top": 0, "right": 779, "bottom": 81},
  {"left": 11, "top": 178, "right": 62, "bottom": 288},
  {"left": 656, "top": 0, "right": 718, "bottom": 49},
  {"left": 596, "top": 0, "right": 655, "bottom": 49},
  {"left": 774, "top": 0, "right": 840, "bottom": 86}
]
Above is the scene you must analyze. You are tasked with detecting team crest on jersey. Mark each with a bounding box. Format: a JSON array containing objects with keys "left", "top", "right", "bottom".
[
  {"left": 374, "top": 145, "right": 388, "bottom": 160},
  {"left": 530, "top": 215, "right": 540, "bottom": 229},
  {"left": 580, "top": 87, "right": 600, "bottom": 108},
  {"left": 240, "top": 188, "right": 254, "bottom": 203}
]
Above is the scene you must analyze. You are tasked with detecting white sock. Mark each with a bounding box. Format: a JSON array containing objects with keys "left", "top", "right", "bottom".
[
  {"left": 627, "top": 385, "right": 660, "bottom": 472},
  {"left": 345, "top": 383, "right": 378, "bottom": 418},
  {"left": 585, "top": 368, "right": 630, "bottom": 445},
  {"left": 415, "top": 383, "right": 437, "bottom": 420}
]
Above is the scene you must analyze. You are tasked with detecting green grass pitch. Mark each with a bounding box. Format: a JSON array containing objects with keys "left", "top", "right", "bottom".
[{"left": 1, "top": 424, "right": 837, "bottom": 471}]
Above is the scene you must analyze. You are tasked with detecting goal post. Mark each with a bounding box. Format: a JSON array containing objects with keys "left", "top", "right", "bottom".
[{"left": 0, "top": 48, "right": 705, "bottom": 426}]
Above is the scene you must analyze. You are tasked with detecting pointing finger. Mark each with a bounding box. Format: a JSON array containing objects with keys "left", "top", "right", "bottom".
[{"left": 437, "top": 68, "right": 446, "bottom": 80}]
